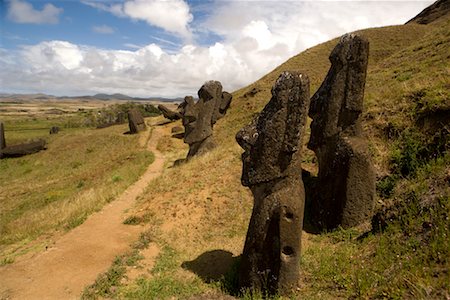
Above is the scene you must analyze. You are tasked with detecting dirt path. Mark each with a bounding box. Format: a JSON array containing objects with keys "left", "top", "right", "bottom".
[{"left": 0, "top": 122, "right": 166, "bottom": 300}]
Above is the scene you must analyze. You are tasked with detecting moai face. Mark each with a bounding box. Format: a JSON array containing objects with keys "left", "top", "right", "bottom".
[{"left": 236, "top": 72, "right": 309, "bottom": 187}]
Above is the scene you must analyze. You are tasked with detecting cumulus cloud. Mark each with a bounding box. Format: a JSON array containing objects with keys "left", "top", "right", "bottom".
[
  {"left": 83, "top": 0, "right": 193, "bottom": 38},
  {"left": 1, "top": 1, "right": 433, "bottom": 97},
  {"left": 92, "top": 25, "right": 115, "bottom": 34},
  {"left": 7, "top": 0, "right": 63, "bottom": 24}
]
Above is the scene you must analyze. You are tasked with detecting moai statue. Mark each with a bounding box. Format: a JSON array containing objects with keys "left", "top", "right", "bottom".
[
  {"left": 236, "top": 71, "right": 310, "bottom": 295},
  {"left": 0, "top": 122, "right": 5, "bottom": 150},
  {"left": 182, "top": 81, "right": 232, "bottom": 159},
  {"left": 308, "top": 33, "right": 376, "bottom": 230},
  {"left": 128, "top": 108, "right": 146, "bottom": 134},
  {"left": 158, "top": 104, "right": 183, "bottom": 121}
]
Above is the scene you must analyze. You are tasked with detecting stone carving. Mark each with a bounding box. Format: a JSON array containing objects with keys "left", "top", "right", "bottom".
[
  {"left": 236, "top": 71, "right": 310, "bottom": 295},
  {"left": 128, "top": 108, "right": 146, "bottom": 134},
  {"left": 0, "top": 123, "right": 46, "bottom": 159},
  {"left": 158, "top": 104, "right": 183, "bottom": 121},
  {"left": 0, "top": 122, "right": 5, "bottom": 150},
  {"left": 182, "top": 81, "right": 232, "bottom": 159},
  {"left": 307, "top": 33, "right": 376, "bottom": 230},
  {"left": 49, "top": 126, "right": 60, "bottom": 134}
]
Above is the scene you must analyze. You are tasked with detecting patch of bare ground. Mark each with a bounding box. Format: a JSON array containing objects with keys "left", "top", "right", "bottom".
[{"left": 0, "top": 118, "right": 168, "bottom": 299}]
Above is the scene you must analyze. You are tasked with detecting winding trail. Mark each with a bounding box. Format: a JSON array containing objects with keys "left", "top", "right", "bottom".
[{"left": 0, "top": 123, "right": 166, "bottom": 300}]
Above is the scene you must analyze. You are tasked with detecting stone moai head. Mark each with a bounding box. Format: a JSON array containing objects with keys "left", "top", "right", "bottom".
[
  {"left": 236, "top": 71, "right": 310, "bottom": 186},
  {"left": 308, "top": 33, "right": 369, "bottom": 150},
  {"left": 182, "top": 81, "right": 232, "bottom": 156}
]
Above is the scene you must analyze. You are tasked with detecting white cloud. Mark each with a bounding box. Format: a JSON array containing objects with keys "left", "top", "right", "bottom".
[
  {"left": 83, "top": 0, "right": 193, "bottom": 39},
  {"left": 7, "top": 0, "right": 63, "bottom": 24},
  {"left": 92, "top": 25, "right": 115, "bottom": 34},
  {"left": 1, "top": 1, "right": 434, "bottom": 97}
]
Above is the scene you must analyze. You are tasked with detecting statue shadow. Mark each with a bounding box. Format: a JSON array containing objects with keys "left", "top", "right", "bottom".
[{"left": 181, "top": 250, "right": 240, "bottom": 286}]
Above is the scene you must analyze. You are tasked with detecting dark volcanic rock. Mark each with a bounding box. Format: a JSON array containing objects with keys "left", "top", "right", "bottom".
[
  {"left": 1, "top": 139, "right": 46, "bottom": 158},
  {"left": 49, "top": 126, "right": 59, "bottom": 134},
  {"left": 0, "top": 122, "right": 5, "bottom": 149},
  {"left": 128, "top": 108, "right": 146, "bottom": 134},
  {"left": 158, "top": 104, "right": 182, "bottom": 121},
  {"left": 307, "top": 33, "right": 376, "bottom": 230},
  {"left": 236, "top": 71, "right": 310, "bottom": 295},
  {"left": 182, "top": 81, "right": 232, "bottom": 159},
  {"left": 406, "top": 0, "right": 450, "bottom": 25}
]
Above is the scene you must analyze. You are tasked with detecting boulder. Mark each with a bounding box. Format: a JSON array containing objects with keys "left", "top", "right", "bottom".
[
  {"left": 182, "top": 81, "right": 232, "bottom": 159},
  {"left": 0, "top": 139, "right": 46, "bottom": 159},
  {"left": 236, "top": 71, "right": 310, "bottom": 295},
  {"left": 128, "top": 108, "right": 146, "bottom": 134},
  {"left": 49, "top": 126, "right": 59, "bottom": 134},
  {"left": 307, "top": 33, "right": 376, "bottom": 230}
]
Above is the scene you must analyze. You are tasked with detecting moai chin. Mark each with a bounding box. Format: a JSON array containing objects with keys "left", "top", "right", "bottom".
[
  {"left": 236, "top": 71, "right": 310, "bottom": 295},
  {"left": 308, "top": 33, "right": 376, "bottom": 230},
  {"left": 182, "top": 80, "right": 232, "bottom": 159}
]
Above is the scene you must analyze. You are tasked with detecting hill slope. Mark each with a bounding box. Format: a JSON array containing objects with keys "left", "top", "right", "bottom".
[{"left": 96, "top": 13, "right": 449, "bottom": 300}]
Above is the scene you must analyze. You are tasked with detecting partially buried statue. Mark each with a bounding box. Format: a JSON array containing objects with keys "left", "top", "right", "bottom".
[
  {"left": 236, "top": 71, "right": 310, "bottom": 295},
  {"left": 308, "top": 33, "right": 376, "bottom": 230},
  {"left": 182, "top": 80, "right": 232, "bottom": 159},
  {"left": 128, "top": 108, "right": 146, "bottom": 134}
]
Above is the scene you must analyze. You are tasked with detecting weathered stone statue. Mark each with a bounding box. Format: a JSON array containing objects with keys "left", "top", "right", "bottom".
[
  {"left": 236, "top": 71, "right": 310, "bottom": 295},
  {"left": 307, "top": 33, "right": 376, "bottom": 230},
  {"left": 49, "top": 126, "right": 59, "bottom": 134},
  {"left": 0, "top": 122, "right": 5, "bottom": 150},
  {"left": 158, "top": 104, "right": 183, "bottom": 121},
  {"left": 182, "top": 81, "right": 232, "bottom": 159},
  {"left": 128, "top": 108, "right": 146, "bottom": 134}
]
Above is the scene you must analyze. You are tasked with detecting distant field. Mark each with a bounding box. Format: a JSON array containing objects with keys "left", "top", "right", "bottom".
[{"left": 0, "top": 101, "right": 155, "bottom": 263}]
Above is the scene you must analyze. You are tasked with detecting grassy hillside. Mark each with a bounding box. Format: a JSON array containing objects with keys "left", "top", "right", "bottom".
[
  {"left": 0, "top": 117, "right": 154, "bottom": 264},
  {"left": 94, "top": 17, "right": 449, "bottom": 299}
]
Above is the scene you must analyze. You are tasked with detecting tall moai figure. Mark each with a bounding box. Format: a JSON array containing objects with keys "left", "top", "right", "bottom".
[
  {"left": 0, "top": 122, "right": 5, "bottom": 150},
  {"left": 236, "top": 71, "right": 310, "bottom": 295},
  {"left": 128, "top": 108, "right": 146, "bottom": 134},
  {"left": 308, "top": 33, "right": 376, "bottom": 230},
  {"left": 182, "top": 80, "right": 232, "bottom": 159}
]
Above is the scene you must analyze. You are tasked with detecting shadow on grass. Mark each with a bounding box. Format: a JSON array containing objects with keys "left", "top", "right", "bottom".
[{"left": 182, "top": 250, "right": 242, "bottom": 296}]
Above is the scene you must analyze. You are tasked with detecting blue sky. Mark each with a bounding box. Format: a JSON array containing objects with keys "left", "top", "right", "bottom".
[{"left": 0, "top": 0, "right": 433, "bottom": 97}]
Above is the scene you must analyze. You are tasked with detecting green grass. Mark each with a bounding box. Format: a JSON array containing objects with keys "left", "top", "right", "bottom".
[{"left": 0, "top": 117, "right": 154, "bottom": 260}]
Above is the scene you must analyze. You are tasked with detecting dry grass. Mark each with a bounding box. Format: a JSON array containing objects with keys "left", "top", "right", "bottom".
[{"left": 0, "top": 119, "right": 154, "bottom": 262}]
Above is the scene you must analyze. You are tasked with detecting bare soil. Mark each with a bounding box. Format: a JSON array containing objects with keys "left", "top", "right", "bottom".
[{"left": 0, "top": 120, "right": 167, "bottom": 300}]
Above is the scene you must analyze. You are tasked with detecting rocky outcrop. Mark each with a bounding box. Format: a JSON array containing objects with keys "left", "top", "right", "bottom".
[
  {"left": 307, "top": 33, "right": 376, "bottom": 230},
  {"left": 182, "top": 81, "right": 232, "bottom": 159},
  {"left": 406, "top": 0, "right": 450, "bottom": 25},
  {"left": 128, "top": 108, "right": 146, "bottom": 134},
  {"left": 158, "top": 104, "right": 183, "bottom": 121},
  {"left": 236, "top": 71, "right": 310, "bottom": 295}
]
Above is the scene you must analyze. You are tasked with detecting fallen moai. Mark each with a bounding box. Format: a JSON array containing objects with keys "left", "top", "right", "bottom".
[
  {"left": 307, "top": 33, "right": 376, "bottom": 230},
  {"left": 128, "top": 108, "right": 146, "bottom": 134},
  {"left": 182, "top": 81, "right": 232, "bottom": 159},
  {"left": 236, "top": 71, "right": 310, "bottom": 295},
  {"left": 158, "top": 104, "right": 183, "bottom": 121},
  {"left": 0, "top": 122, "right": 46, "bottom": 159}
]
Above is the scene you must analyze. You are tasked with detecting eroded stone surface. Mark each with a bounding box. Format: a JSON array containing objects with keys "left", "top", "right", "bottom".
[
  {"left": 236, "top": 71, "right": 310, "bottom": 295},
  {"left": 158, "top": 104, "right": 182, "bottom": 121},
  {"left": 182, "top": 81, "right": 232, "bottom": 159},
  {"left": 128, "top": 108, "right": 146, "bottom": 134},
  {"left": 307, "top": 33, "right": 376, "bottom": 230},
  {"left": 0, "top": 122, "right": 5, "bottom": 150}
]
